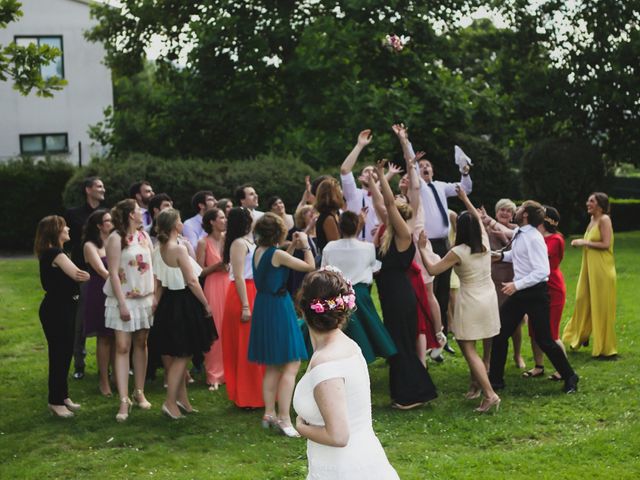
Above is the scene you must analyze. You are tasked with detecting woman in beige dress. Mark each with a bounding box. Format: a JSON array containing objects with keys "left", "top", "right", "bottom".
[{"left": 419, "top": 187, "right": 501, "bottom": 413}]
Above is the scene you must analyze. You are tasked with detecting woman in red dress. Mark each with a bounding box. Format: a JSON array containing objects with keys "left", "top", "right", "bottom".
[{"left": 523, "top": 206, "right": 567, "bottom": 380}]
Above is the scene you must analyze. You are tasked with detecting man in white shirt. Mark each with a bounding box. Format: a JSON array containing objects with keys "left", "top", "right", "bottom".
[
  {"left": 393, "top": 124, "right": 471, "bottom": 350},
  {"left": 183, "top": 190, "right": 216, "bottom": 251},
  {"left": 129, "top": 180, "right": 155, "bottom": 229},
  {"left": 489, "top": 200, "right": 579, "bottom": 394},
  {"left": 340, "top": 129, "right": 380, "bottom": 243},
  {"left": 235, "top": 183, "right": 264, "bottom": 223}
]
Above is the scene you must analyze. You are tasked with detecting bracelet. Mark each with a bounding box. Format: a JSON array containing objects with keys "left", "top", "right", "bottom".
[
  {"left": 242, "top": 305, "right": 250, "bottom": 310},
  {"left": 301, "top": 246, "right": 311, "bottom": 252}
]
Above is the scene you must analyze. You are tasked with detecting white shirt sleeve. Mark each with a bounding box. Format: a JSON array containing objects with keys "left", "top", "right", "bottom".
[
  {"left": 514, "top": 231, "right": 551, "bottom": 291},
  {"left": 340, "top": 172, "right": 362, "bottom": 214},
  {"left": 182, "top": 218, "right": 199, "bottom": 251}
]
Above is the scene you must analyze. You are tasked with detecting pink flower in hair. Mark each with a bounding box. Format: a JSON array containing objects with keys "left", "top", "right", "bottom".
[{"left": 310, "top": 302, "right": 325, "bottom": 314}]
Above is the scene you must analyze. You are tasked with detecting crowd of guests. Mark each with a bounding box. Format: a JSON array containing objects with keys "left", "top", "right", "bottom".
[{"left": 34, "top": 125, "right": 618, "bottom": 477}]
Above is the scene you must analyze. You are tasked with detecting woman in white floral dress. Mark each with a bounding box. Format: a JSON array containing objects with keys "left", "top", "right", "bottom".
[{"left": 105, "top": 199, "right": 155, "bottom": 422}]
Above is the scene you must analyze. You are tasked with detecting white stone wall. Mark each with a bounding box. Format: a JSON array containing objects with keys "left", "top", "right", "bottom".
[{"left": 0, "top": 0, "right": 113, "bottom": 165}]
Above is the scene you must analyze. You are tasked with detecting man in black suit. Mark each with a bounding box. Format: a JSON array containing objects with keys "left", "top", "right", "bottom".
[{"left": 64, "top": 176, "right": 106, "bottom": 379}]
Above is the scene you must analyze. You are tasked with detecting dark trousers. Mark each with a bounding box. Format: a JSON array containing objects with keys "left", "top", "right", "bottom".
[
  {"left": 40, "top": 298, "right": 76, "bottom": 404},
  {"left": 72, "top": 282, "right": 88, "bottom": 372},
  {"left": 489, "top": 282, "right": 575, "bottom": 386},
  {"left": 430, "top": 237, "right": 452, "bottom": 334}
]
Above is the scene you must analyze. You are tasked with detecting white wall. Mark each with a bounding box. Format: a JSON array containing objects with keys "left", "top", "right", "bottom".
[{"left": 0, "top": 0, "right": 113, "bottom": 165}]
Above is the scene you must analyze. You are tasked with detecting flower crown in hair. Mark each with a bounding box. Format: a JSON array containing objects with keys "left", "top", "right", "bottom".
[
  {"left": 544, "top": 216, "right": 559, "bottom": 227},
  {"left": 309, "top": 266, "right": 356, "bottom": 314}
]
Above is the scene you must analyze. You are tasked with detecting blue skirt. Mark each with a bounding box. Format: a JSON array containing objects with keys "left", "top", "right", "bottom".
[{"left": 248, "top": 291, "right": 308, "bottom": 365}]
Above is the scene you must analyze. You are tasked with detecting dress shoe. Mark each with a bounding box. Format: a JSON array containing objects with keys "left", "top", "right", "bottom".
[
  {"left": 48, "top": 404, "right": 74, "bottom": 418},
  {"left": 563, "top": 374, "right": 579, "bottom": 394},
  {"left": 176, "top": 401, "right": 198, "bottom": 414},
  {"left": 73, "top": 371, "right": 84, "bottom": 380},
  {"left": 443, "top": 342, "right": 456, "bottom": 355},
  {"left": 162, "top": 403, "right": 184, "bottom": 420},
  {"left": 475, "top": 396, "right": 501, "bottom": 413},
  {"left": 115, "top": 397, "right": 132, "bottom": 423},
  {"left": 63, "top": 398, "right": 81, "bottom": 412},
  {"left": 133, "top": 389, "right": 152, "bottom": 409},
  {"left": 276, "top": 419, "right": 301, "bottom": 437}
]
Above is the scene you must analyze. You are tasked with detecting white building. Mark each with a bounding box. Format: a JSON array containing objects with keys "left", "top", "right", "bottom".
[{"left": 0, "top": 0, "right": 113, "bottom": 165}]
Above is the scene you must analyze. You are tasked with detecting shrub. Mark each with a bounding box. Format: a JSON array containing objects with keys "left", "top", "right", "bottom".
[
  {"left": 521, "top": 138, "right": 606, "bottom": 233},
  {"left": 0, "top": 158, "right": 75, "bottom": 250},
  {"left": 63, "top": 153, "right": 317, "bottom": 220}
]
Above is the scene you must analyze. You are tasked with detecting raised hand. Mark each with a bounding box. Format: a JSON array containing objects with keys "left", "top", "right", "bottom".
[
  {"left": 357, "top": 129, "right": 373, "bottom": 147},
  {"left": 375, "top": 158, "right": 388, "bottom": 172},
  {"left": 455, "top": 184, "right": 468, "bottom": 200},
  {"left": 391, "top": 123, "right": 408, "bottom": 142},
  {"left": 305, "top": 175, "right": 311, "bottom": 193},
  {"left": 387, "top": 162, "right": 403, "bottom": 177}
]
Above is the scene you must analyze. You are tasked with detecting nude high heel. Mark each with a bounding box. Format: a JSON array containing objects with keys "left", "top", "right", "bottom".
[
  {"left": 116, "top": 397, "right": 132, "bottom": 422},
  {"left": 475, "top": 396, "right": 501, "bottom": 414},
  {"left": 133, "top": 389, "right": 152, "bottom": 410}
]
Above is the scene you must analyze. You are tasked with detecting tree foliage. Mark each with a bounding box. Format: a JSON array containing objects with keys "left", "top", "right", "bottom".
[{"left": 0, "top": 0, "right": 66, "bottom": 96}]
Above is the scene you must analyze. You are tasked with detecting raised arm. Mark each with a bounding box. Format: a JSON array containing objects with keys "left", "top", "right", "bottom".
[
  {"left": 296, "top": 175, "right": 313, "bottom": 211},
  {"left": 418, "top": 231, "right": 459, "bottom": 276},
  {"left": 340, "top": 129, "right": 372, "bottom": 175},
  {"left": 392, "top": 123, "right": 415, "bottom": 164},
  {"left": 366, "top": 169, "right": 388, "bottom": 225},
  {"left": 273, "top": 232, "right": 315, "bottom": 272},
  {"left": 407, "top": 151, "right": 425, "bottom": 235},
  {"left": 376, "top": 159, "right": 412, "bottom": 248}
]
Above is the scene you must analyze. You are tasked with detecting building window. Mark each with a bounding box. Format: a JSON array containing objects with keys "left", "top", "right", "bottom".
[
  {"left": 14, "top": 36, "right": 64, "bottom": 79},
  {"left": 20, "top": 134, "right": 69, "bottom": 155}
]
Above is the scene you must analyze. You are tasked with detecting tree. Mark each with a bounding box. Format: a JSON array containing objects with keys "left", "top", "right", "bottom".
[
  {"left": 87, "top": 0, "right": 483, "bottom": 166},
  {"left": 0, "top": 0, "right": 66, "bottom": 96}
]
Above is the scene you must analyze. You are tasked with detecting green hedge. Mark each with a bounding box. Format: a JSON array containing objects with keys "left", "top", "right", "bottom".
[
  {"left": 63, "top": 153, "right": 318, "bottom": 221},
  {"left": 0, "top": 158, "right": 75, "bottom": 250}
]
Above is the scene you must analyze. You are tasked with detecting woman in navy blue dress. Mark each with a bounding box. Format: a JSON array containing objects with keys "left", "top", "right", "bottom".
[{"left": 248, "top": 213, "right": 315, "bottom": 437}]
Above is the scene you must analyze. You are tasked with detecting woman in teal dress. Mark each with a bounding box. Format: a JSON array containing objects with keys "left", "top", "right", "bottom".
[{"left": 248, "top": 213, "right": 316, "bottom": 437}]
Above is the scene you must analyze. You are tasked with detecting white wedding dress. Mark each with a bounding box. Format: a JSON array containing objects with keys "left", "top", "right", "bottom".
[{"left": 293, "top": 345, "right": 400, "bottom": 479}]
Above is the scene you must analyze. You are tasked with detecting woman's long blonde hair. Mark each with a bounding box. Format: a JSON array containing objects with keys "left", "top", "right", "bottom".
[{"left": 379, "top": 201, "right": 413, "bottom": 257}]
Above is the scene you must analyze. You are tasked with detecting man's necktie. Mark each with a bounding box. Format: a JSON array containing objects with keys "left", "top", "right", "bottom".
[{"left": 427, "top": 182, "right": 449, "bottom": 228}]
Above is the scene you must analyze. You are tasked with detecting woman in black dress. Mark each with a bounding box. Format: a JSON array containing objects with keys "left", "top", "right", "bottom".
[
  {"left": 371, "top": 160, "right": 437, "bottom": 409},
  {"left": 34, "top": 215, "right": 90, "bottom": 417}
]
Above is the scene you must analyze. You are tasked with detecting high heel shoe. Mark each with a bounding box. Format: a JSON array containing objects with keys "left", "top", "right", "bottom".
[
  {"left": 276, "top": 419, "right": 301, "bottom": 438},
  {"left": 63, "top": 398, "right": 81, "bottom": 412},
  {"left": 115, "top": 397, "right": 132, "bottom": 423},
  {"left": 48, "top": 404, "right": 74, "bottom": 418},
  {"left": 133, "top": 389, "right": 152, "bottom": 410},
  {"left": 261, "top": 414, "right": 278, "bottom": 429},
  {"left": 475, "top": 396, "right": 501, "bottom": 414},
  {"left": 464, "top": 388, "right": 482, "bottom": 400},
  {"left": 162, "top": 403, "right": 183, "bottom": 420},
  {"left": 176, "top": 401, "right": 198, "bottom": 414}
]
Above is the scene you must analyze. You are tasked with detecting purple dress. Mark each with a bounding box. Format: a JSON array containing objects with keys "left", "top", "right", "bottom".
[{"left": 83, "top": 257, "right": 113, "bottom": 337}]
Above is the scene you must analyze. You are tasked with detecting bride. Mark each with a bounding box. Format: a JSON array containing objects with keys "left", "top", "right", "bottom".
[{"left": 293, "top": 267, "right": 399, "bottom": 479}]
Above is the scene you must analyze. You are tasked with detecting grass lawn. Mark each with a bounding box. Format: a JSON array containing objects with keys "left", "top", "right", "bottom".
[{"left": 1, "top": 232, "right": 639, "bottom": 479}]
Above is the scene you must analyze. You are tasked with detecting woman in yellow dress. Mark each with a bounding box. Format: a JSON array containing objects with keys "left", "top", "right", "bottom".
[{"left": 562, "top": 192, "right": 617, "bottom": 358}]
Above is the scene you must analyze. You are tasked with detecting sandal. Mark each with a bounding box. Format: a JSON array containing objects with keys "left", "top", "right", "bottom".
[
  {"left": 522, "top": 365, "right": 545, "bottom": 378},
  {"left": 548, "top": 372, "right": 563, "bottom": 381}
]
